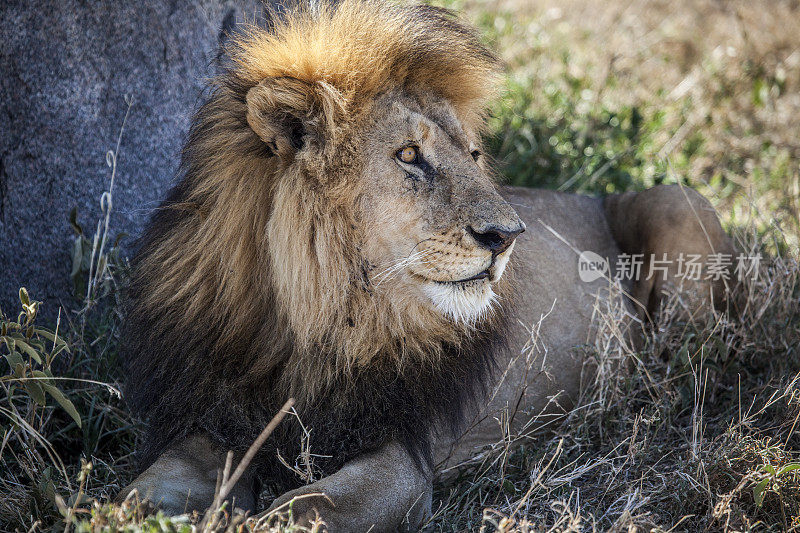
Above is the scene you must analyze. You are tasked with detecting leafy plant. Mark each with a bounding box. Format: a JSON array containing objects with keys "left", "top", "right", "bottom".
[
  {"left": 752, "top": 461, "right": 800, "bottom": 509},
  {"left": 1, "top": 288, "right": 81, "bottom": 429}
]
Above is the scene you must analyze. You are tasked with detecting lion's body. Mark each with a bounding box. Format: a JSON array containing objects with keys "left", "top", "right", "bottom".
[{"left": 118, "top": 1, "right": 735, "bottom": 529}]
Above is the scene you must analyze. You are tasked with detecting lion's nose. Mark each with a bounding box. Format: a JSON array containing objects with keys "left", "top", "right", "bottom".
[{"left": 467, "top": 223, "right": 525, "bottom": 255}]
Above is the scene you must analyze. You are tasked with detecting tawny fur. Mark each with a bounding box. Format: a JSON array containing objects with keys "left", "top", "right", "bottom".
[{"left": 122, "top": 0, "right": 505, "bottom": 491}]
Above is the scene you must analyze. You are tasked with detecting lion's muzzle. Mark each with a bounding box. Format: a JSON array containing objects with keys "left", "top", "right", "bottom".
[{"left": 467, "top": 222, "right": 525, "bottom": 256}]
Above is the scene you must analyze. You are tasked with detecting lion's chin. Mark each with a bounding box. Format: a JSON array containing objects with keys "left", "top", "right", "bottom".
[
  {"left": 417, "top": 243, "right": 514, "bottom": 323},
  {"left": 421, "top": 278, "right": 497, "bottom": 324}
]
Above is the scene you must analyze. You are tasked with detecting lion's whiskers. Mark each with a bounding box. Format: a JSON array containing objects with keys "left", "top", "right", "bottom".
[{"left": 373, "top": 249, "right": 435, "bottom": 286}]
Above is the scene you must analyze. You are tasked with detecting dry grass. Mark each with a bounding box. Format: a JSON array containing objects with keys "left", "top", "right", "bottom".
[
  {"left": 2, "top": 231, "right": 797, "bottom": 531},
  {"left": 2, "top": 0, "right": 799, "bottom": 531},
  {"left": 428, "top": 234, "right": 800, "bottom": 531}
]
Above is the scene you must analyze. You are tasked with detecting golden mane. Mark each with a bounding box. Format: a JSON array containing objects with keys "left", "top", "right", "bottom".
[
  {"left": 122, "top": 0, "right": 504, "bottom": 482},
  {"left": 133, "top": 0, "right": 500, "bottom": 369},
  {"left": 231, "top": 0, "right": 499, "bottom": 130}
]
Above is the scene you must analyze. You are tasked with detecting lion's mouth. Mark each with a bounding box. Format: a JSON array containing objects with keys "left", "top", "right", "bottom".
[
  {"left": 435, "top": 269, "right": 490, "bottom": 285},
  {"left": 412, "top": 243, "right": 514, "bottom": 287}
]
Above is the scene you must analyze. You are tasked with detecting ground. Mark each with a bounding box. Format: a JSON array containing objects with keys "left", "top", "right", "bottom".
[{"left": 1, "top": 0, "right": 799, "bottom": 531}]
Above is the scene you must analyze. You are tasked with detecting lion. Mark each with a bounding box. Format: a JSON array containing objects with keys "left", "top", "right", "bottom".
[{"left": 118, "top": 0, "right": 735, "bottom": 530}]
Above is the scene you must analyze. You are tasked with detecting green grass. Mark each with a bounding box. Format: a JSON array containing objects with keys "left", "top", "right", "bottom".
[
  {"left": 446, "top": 0, "right": 800, "bottom": 246},
  {"left": 3, "top": 0, "right": 800, "bottom": 531}
]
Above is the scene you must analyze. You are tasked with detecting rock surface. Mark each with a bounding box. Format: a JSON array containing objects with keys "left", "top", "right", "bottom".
[{"left": 0, "top": 0, "right": 262, "bottom": 318}]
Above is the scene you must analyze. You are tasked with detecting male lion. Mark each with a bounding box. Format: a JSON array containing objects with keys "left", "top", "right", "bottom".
[{"left": 119, "top": 0, "right": 735, "bottom": 530}]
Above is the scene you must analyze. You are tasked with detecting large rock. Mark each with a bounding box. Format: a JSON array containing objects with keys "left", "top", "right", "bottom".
[{"left": 0, "top": 0, "right": 261, "bottom": 318}]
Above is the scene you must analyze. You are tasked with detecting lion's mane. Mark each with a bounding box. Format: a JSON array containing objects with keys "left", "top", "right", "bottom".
[{"left": 122, "top": 0, "right": 506, "bottom": 491}]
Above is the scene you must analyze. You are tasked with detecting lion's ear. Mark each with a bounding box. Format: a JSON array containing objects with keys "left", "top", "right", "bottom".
[{"left": 246, "top": 77, "right": 317, "bottom": 159}]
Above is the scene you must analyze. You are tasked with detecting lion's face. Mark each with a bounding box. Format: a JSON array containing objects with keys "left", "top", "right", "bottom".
[{"left": 357, "top": 93, "right": 524, "bottom": 323}]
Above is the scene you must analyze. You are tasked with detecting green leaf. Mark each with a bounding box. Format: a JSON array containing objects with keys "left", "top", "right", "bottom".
[
  {"left": 24, "top": 380, "right": 47, "bottom": 406},
  {"left": 3, "top": 350, "right": 24, "bottom": 371},
  {"left": 777, "top": 463, "right": 800, "bottom": 477},
  {"left": 69, "top": 206, "right": 84, "bottom": 236},
  {"left": 2, "top": 336, "right": 15, "bottom": 353},
  {"left": 12, "top": 338, "right": 43, "bottom": 365},
  {"left": 19, "top": 288, "right": 30, "bottom": 306},
  {"left": 37, "top": 477, "right": 57, "bottom": 507},
  {"left": 36, "top": 330, "right": 70, "bottom": 354},
  {"left": 753, "top": 478, "right": 770, "bottom": 507},
  {"left": 41, "top": 383, "right": 81, "bottom": 428},
  {"left": 49, "top": 342, "right": 69, "bottom": 360},
  {"left": 70, "top": 237, "right": 83, "bottom": 279}
]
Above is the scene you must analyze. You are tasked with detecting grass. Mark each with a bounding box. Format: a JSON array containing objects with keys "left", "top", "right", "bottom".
[
  {"left": 450, "top": 0, "right": 800, "bottom": 246},
  {"left": 2, "top": 0, "right": 799, "bottom": 531},
  {"left": 429, "top": 249, "right": 800, "bottom": 531}
]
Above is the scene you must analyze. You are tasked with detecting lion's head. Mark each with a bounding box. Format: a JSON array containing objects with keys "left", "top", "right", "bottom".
[
  {"left": 254, "top": 78, "right": 525, "bottom": 337},
  {"left": 125, "top": 0, "right": 523, "bottom": 483},
  {"left": 243, "top": 0, "right": 522, "bottom": 353}
]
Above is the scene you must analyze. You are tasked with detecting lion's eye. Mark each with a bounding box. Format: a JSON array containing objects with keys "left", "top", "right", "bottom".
[
  {"left": 471, "top": 149, "right": 481, "bottom": 162},
  {"left": 397, "top": 146, "right": 419, "bottom": 164}
]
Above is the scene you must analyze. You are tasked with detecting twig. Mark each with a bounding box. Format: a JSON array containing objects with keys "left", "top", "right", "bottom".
[{"left": 202, "top": 398, "right": 295, "bottom": 528}]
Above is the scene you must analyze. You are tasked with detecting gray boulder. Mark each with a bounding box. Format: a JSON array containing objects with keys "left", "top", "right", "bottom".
[{"left": 0, "top": 0, "right": 262, "bottom": 319}]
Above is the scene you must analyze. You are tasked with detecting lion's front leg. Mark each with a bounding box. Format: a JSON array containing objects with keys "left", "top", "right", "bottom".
[
  {"left": 267, "top": 441, "right": 432, "bottom": 532},
  {"left": 604, "top": 184, "right": 737, "bottom": 318},
  {"left": 116, "top": 434, "right": 256, "bottom": 514}
]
